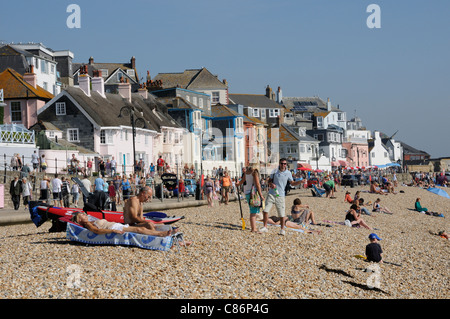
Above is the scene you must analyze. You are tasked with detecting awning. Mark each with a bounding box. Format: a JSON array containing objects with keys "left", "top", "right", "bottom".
[
  {"left": 331, "top": 161, "right": 340, "bottom": 167},
  {"left": 339, "top": 160, "right": 347, "bottom": 167},
  {"left": 297, "top": 163, "right": 313, "bottom": 171}
]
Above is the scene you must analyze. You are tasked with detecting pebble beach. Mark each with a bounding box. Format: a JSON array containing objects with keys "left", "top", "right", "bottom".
[{"left": 0, "top": 184, "right": 448, "bottom": 300}]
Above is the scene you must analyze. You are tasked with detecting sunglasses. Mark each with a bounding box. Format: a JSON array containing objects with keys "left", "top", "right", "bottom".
[{"left": 280, "top": 163, "right": 287, "bottom": 165}]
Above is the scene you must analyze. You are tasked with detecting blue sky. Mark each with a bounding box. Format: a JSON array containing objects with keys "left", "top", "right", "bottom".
[{"left": 2, "top": 0, "right": 449, "bottom": 157}]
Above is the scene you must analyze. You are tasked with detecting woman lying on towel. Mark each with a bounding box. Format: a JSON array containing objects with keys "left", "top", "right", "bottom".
[{"left": 71, "top": 211, "right": 175, "bottom": 237}]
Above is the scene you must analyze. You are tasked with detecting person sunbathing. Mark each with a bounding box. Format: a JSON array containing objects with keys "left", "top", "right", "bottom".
[
  {"left": 344, "top": 191, "right": 353, "bottom": 203},
  {"left": 415, "top": 198, "right": 428, "bottom": 212},
  {"left": 369, "top": 181, "right": 388, "bottom": 195},
  {"left": 71, "top": 211, "right": 174, "bottom": 237},
  {"left": 372, "top": 198, "right": 393, "bottom": 214},
  {"left": 256, "top": 212, "right": 321, "bottom": 234},
  {"left": 345, "top": 204, "right": 372, "bottom": 229},
  {"left": 290, "top": 198, "right": 318, "bottom": 225}
]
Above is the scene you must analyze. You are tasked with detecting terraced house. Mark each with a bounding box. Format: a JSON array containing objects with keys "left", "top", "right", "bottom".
[{"left": 36, "top": 68, "right": 183, "bottom": 174}]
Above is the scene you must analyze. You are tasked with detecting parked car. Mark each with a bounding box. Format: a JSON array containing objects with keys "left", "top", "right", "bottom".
[
  {"left": 183, "top": 179, "right": 197, "bottom": 197},
  {"left": 341, "top": 174, "right": 359, "bottom": 187}
]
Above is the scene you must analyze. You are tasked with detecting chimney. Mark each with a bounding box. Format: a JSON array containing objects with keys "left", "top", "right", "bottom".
[
  {"left": 91, "top": 70, "right": 105, "bottom": 97},
  {"left": 265, "top": 85, "right": 273, "bottom": 99},
  {"left": 118, "top": 80, "right": 131, "bottom": 102},
  {"left": 138, "top": 85, "right": 148, "bottom": 99},
  {"left": 78, "top": 70, "right": 91, "bottom": 96},
  {"left": 131, "top": 56, "right": 136, "bottom": 69},
  {"left": 89, "top": 56, "right": 94, "bottom": 65},
  {"left": 23, "top": 65, "right": 37, "bottom": 88},
  {"left": 327, "top": 97, "right": 331, "bottom": 111},
  {"left": 276, "top": 86, "right": 283, "bottom": 103}
]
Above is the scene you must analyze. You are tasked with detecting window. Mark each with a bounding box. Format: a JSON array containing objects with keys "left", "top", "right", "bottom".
[
  {"left": 235, "top": 117, "right": 243, "bottom": 133},
  {"left": 10, "top": 101, "right": 21, "bottom": 122},
  {"left": 56, "top": 102, "right": 66, "bottom": 115},
  {"left": 43, "top": 82, "right": 48, "bottom": 91},
  {"left": 67, "top": 128, "right": 79, "bottom": 142},
  {"left": 193, "top": 111, "right": 201, "bottom": 130},
  {"left": 41, "top": 60, "right": 47, "bottom": 73},
  {"left": 100, "top": 130, "right": 106, "bottom": 144},
  {"left": 126, "top": 69, "right": 135, "bottom": 77},
  {"left": 198, "top": 98, "right": 203, "bottom": 108},
  {"left": 252, "top": 108, "right": 260, "bottom": 117},
  {"left": 314, "top": 134, "right": 324, "bottom": 141},
  {"left": 51, "top": 64, "right": 55, "bottom": 74},
  {"left": 299, "top": 144, "right": 306, "bottom": 153},
  {"left": 269, "top": 109, "right": 280, "bottom": 118},
  {"left": 193, "top": 96, "right": 197, "bottom": 106},
  {"left": 261, "top": 109, "right": 266, "bottom": 118},
  {"left": 212, "top": 91, "right": 220, "bottom": 104},
  {"left": 316, "top": 116, "right": 323, "bottom": 128},
  {"left": 100, "top": 69, "right": 108, "bottom": 77}
]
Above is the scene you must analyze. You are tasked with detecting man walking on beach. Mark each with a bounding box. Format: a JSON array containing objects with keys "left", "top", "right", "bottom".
[{"left": 260, "top": 158, "right": 302, "bottom": 235}]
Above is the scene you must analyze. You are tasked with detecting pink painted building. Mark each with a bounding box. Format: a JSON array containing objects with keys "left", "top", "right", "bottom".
[
  {"left": 0, "top": 67, "right": 53, "bottom": 128},
  {"left": 342, "top": 129, "right": 370, "bottom": 168}
]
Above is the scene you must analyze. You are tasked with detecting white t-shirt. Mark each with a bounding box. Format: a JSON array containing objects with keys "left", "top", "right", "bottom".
[
  {"left": 51, "top": 178, "right": 62, "bottom": 193},
  {"left": 22, "top": 182, "right": 32, "bottom": 197}
]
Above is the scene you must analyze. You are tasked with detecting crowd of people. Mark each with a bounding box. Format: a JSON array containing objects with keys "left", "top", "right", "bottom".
[{"left": 6, "top": 151, "right": 449, "bottom": 261}]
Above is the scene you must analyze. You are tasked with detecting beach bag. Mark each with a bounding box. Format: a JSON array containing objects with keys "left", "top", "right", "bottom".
[{"left": 249, "top": 186, "right": 261, "bottom": 207}]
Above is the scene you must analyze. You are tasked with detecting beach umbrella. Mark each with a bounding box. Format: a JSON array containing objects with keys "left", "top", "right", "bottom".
[{"left": 427, "top": 187, "right": 450, "bottom": 199}]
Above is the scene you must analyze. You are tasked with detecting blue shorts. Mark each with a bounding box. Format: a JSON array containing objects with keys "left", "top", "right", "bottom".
[{"left": 245, "top": 194, "right": 261, "bottom": 214}]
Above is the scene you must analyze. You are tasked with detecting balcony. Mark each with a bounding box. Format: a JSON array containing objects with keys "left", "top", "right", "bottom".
[{"left": 0, "top": 124, "right": 35, "bottom": 144}]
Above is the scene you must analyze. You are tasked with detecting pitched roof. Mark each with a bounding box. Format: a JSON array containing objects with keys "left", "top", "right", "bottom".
[
  {"left": 153, "top": 68, "right": 228, "bottom": 90},
  {"left": 0, "top": 68, "right": 54, "bottom": 100},
  {"left": 210, "top": 103, "right": 243, "bottom": 118},
  {"left": 41, "top": 86, "right": 181, "bottom": 132},
  {"left": 270, "top": 123, "right": 319, "bottom": 143},
  {"left": 72, "top": 59, "right": 139, "bottom": 83},
  {"left": 228, "top": 93, "right": 285, "bottom": 109},
  {"left": 399, "top": 141, "right": 430, "bottom": 156},
  {"left": 282, "top": 96, "right": 341, "bottom": 112}
]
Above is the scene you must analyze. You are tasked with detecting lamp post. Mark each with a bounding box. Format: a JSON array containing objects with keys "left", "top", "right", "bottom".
[{"left": 118, "top": 105, "right": 145, "bottom": 174}]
